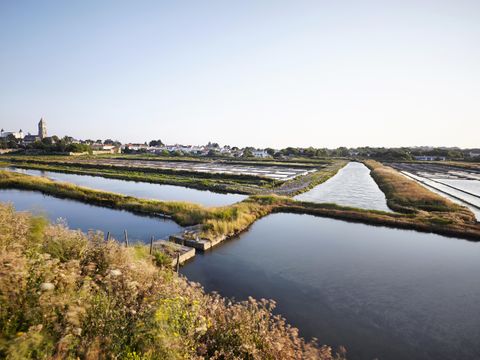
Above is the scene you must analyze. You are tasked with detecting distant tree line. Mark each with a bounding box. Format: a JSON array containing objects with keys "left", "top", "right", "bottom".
[{"left": 0, "top": 135, "right": 91, "bottom": 153}]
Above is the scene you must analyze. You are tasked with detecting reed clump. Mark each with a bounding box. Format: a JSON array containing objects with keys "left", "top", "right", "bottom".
[
  {"left": 363, "top": 160, "right": 477, "bottom": 227},
  {"left": 364, "top": 161, "right": 468, "bottom": 211},
  {"left": 199, "top": 197, "right": 282, "bottom": 239},
  {"left": 0, "top": 204, "right": 344, "bottom": 359}
]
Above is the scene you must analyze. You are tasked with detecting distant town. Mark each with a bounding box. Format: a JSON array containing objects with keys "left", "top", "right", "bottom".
[{"left": 2, "top": 118, "right": 480, "bottom": 161}]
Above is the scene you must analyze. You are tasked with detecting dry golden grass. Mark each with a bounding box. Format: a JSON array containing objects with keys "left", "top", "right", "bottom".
[
  {"left": 363, "top": 160, "right": 478, "bottom": 230},
  {"left": 364, "top": 160, "right": 464, "bottom": 211},
  {"left": 0, "top": 204, "right": 345, "bottom": 359}
]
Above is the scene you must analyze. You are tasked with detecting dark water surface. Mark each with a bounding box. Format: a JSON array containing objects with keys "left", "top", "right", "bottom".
[
  {"left": 2, "top": 182, "right": 479, "bottom": 359},
  {"left": 295, "top": 162, "right": 391, "bottom": 212},
  {"left": 0, "top": 189, "right": 183, "bottom": 242},
  {"left": 181, "top": 213, "right": 480, "bottom": 360},
  {"left": 4, "top": 167, "right": 247, "bottom": 207}
]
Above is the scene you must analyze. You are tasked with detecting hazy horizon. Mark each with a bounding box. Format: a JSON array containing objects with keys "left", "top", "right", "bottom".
[{"left": 1, "top": 1, "right": 479, "bottom": 148}]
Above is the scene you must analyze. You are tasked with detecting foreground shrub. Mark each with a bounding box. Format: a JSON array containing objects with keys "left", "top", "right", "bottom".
[{"left": 0, "top": 204, "right": 344, "bottom": 359}]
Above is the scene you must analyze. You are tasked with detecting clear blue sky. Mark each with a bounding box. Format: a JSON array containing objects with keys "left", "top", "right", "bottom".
[{"left": 1, "top": 0, "right": 479, "bottom": 148}]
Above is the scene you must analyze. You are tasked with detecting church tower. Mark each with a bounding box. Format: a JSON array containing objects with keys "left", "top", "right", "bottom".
[{"left": 38, "top": 118, "right": 47, "bottom": 139}]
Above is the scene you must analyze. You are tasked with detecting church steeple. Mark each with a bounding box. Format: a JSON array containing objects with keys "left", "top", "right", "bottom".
[{"left": 38, "top": 117, "right": 47, "bottom": 139}]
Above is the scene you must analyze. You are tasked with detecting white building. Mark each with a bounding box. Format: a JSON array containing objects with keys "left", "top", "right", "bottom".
[
  {"left": 2, "top": 118, "right": 47, "bottom": 144},
  {"left": 252, "top": 150, "right": 271, "bottom": 158},
  {"left": 0, "top": 129, "right": 24, "bottom": 140},
  {"left": 123, "top": 143, "right": 149, "bottom": 151}
]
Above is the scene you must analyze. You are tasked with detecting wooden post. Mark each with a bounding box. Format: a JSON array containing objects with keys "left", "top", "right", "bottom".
[
  {"left": 176, "top": 254, "right": 180, "bottom": 273},
  {"left": 149, "top": 236, "right": 154, "bottom": 255},
  {"left": 124, "top": 230, "right": 129, "bottom": 247},
  {"left": 106, "top": 232, "right": 110, "bottom": 241}
]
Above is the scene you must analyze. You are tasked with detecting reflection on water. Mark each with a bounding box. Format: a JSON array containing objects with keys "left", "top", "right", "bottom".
[
  {"left": 295, "top": 162, "right": 391, "bottom": 212},
  {"left": 182, "top": 213, "right": 480, "bottom": 360},
  {"left": 0, "top": 189, "right": 183, "bottom": 242},
  {"left": 4, "top": 167, "right": 247, "bottom": 207}
]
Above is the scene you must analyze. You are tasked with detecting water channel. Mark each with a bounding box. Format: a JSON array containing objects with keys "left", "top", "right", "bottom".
[
  {"left": 0, "top": 189, "right": 183, "bottom": 242},
  {"left": 3, "top": 167, "right": 247, "bottom": 207},
  {"left": 182, "top": 213, "right": 480, "bottom": 360},
  {"left": 295, "top": 162, "right": 391, "bottom": 212}
]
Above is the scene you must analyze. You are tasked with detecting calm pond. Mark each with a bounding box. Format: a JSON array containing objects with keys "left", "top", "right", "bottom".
[
  {"left": 182, "top": 213, "right": 480, "bottom": 360},
  {"left": 3, "top": 167, "right": 247, "bottom": 207},
  {"left": 0, "top": 189, "right": 183, "bottom": 242},
  {"left": 295, "top": 162, "right": 391, "bottom": 212}
]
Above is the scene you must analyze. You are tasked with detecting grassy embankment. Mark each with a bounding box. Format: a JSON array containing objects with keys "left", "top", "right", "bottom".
[
  {"left": 1, "top": 156, "right": 279, "bottom": 195},
  {"left": 0, "top": 204, "right": 344, "bottom": 359},
  {"left": 1, "top": 155, "right": 337, "bottom": 196},
  {"left": 0, "top": 170, "right": 273, "bottom": 240},
  {"left": 364, "top": 160, "right": 477, "bottom": 223},
  {"left": 1, "top": 169, "right": 479, "bottom": 241}
]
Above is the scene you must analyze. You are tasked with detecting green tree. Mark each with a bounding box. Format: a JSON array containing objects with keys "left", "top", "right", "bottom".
[
  {"left": 6, "top": 134, "right": 19, "bottom": 149},
  {"left": 265, "top": 148, "right": 276, "bottom": 156},
  {"left": 334, "top": 147, "right": 349, "bottom": 157},
  {"left": 207, "top": 149, "right": 219, "bottom": 157},
  {"left": 242, "top": 148, "right": 254, "bottom": 158},
  {"left": 149, "top": 139, "right": 164, "bottom": 147},
  {"left": 42, "top": 137, "right": 53, "bottom": 146}
]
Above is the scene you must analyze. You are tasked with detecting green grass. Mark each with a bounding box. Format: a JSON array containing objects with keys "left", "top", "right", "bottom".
[{"left": 152, "top": 250, "right": 174, "bottom": 267}]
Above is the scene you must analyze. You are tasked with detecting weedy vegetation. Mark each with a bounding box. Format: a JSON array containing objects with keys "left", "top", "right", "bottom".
[
  {"left": 0, "top": 204, "right": 346, "bottom": 359},
  {"left": 363, "top": 160, "right": 474, "bottom": 216}
]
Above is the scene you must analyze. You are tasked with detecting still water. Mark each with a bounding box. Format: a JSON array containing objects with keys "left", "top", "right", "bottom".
[
  {"left": 4, "top": 167, "right": 247, "bottom": 207},
  {"left": 295, "top": 162, "right": 391, "bottom": 212},
  {"left": 182, "top": 213, "right": 480, "bottom": 360},
  {"left": 0, "top": 189, "right": 183, "bottom": 242}
]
